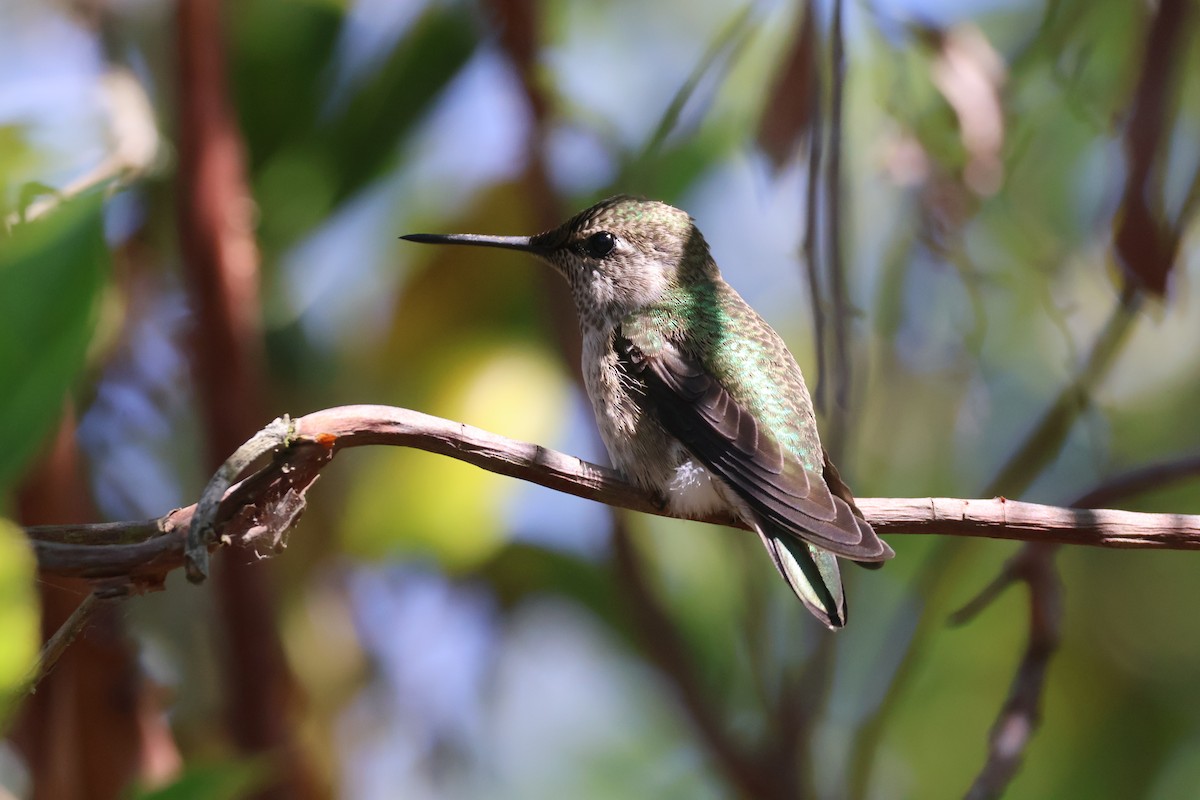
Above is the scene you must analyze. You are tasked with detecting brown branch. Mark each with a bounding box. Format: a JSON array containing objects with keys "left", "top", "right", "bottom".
[
  {"left": 12, "top": 409, "right": 178, "bottom": 797},
  {"left": 854, "top": 496, "right": 1200, "bottom": 549},
  {"left": 185, "top": 415, "right": 296, "bottom": 582},
  {"left": 23, "top": 405, "right": 1200, "bottom": 587},
  {"left": 175, "top": 1, "right": 309, "bottom": 793}
]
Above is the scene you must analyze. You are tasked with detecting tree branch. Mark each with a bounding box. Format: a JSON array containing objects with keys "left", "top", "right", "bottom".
[{"left": 22, "top": 405, "right": 1200, "bottom": 588}]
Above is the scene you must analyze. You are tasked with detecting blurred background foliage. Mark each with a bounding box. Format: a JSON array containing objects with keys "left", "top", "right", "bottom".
[{"left": 1, "top": 0, "right": 1199, "bottom": 798}]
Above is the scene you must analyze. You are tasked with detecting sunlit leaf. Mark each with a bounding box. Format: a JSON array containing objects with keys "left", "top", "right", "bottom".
[
  {"left": 0, "top": 517, "right": 38, "bottom": 726},
  {"left": 341, "top": 344, "right": 569, "bottom": 570}
]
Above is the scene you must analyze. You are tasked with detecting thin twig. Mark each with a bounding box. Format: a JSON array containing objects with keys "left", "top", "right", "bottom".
[
  {"left": 803, "top": 78, "right": 828, "bottom": 416},
  {"left": 23, "top": 592, "right": 107, "bottom": 694},
  {"left": 1114, "top": 0, "right": 1190, "bottom": 296},
  {"left": 823, "top": 0, "right": 852, "bottom": 458},
  {"left": 950, "top": 4, "right": 1194, "bottom": 790},
  {"left": 848, "top": 283, "right": 1145, "bottom": 795},
  {"left": 1071, "top": 454, "right": 1200, "bottom": 510}
]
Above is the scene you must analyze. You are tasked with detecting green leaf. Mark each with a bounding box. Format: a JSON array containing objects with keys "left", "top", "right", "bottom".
[
  {"left": 235, "top": 2, "right": 479, "bottom": 254},
  {"left": 320, "top": 7, "right": 478, "bottom": 204},
  {"left": 0, "top": 194, "right": 108, "bottom": 494}
]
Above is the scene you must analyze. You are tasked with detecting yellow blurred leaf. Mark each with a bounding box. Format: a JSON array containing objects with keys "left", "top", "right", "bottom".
[
  {"left": 0, "top": 516, "right": 39, "bottom": 721},
  {"left": 341, "top": 343, "right": 568, "bottom": 570}
]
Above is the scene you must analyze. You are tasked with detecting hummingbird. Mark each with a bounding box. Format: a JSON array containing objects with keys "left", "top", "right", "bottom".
[{"left": 402, "top": 196, "right": 892, "bottom": 628}]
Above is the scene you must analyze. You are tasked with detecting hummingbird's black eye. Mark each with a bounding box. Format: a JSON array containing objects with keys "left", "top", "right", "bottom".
[{"left": 583, "top": 231, "right": 616, "bottom": 259}]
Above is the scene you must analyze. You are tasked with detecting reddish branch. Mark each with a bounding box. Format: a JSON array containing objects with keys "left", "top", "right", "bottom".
[
  {"left": 24, "top": 405, "right": 1200, "bottom": 587},
  {"left": 174, "top": 0, "right": 310, "bottom": 796}
]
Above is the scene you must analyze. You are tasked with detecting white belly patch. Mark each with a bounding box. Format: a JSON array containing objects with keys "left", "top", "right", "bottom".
[{"left": 666, "top": 459, "right": 725, "bottom": 516}]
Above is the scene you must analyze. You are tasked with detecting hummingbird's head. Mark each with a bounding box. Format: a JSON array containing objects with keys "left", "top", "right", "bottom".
[{"left": 403, "top": 196, "right": 716, "bottom": 328}]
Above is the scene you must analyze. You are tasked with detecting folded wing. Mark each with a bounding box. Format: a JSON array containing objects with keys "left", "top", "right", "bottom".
[{"left": 615, "top": 330, "right": 892, "bottom": 563}]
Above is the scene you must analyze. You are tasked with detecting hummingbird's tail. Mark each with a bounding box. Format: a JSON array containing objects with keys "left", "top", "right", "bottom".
[{"left": 755, "top": 523, "right": 846, "bottom": 629}]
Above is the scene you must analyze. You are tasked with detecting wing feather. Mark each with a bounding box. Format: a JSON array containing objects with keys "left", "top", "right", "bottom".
[{"left": 617, "top": 330, "right": 892, "bottom": 562}]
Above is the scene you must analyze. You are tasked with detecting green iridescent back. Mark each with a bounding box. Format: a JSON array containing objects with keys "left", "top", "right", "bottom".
[{"left": 622, "top": 277, "right": 822, "bottom": 474}]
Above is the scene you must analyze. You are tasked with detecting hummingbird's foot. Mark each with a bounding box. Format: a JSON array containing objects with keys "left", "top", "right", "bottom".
[{"left": 649, "top": 490, "right": 670, "bottom": 513}]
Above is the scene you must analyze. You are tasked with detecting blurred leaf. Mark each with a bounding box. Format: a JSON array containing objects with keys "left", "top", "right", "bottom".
[
  {"left": 230, "top": 0, "right": 343, "bottom": 172},
  {"left": 757, "top": 1, "right": 816, "bottom": 170},
  {"left": 631, "top": 4, "right": 758, "bottom": 172},
  {"left": 0, "top": 517, "right": 38, "bottom": 726},
  {"left": 1113, "top": 0, "right": 1191, "bottom": 297},
  {"left": 237, "top": 3, "right": 479, "bottom": 252},
  {"left": 0, "top": 194, "right": 107, "bottom": 494},
  {"left": 128, "top": 758, "right": 270, "bottom": 800},
  {"left": 322, "top": 7, "right": 478, "bottom": 203},
  {"left": 341, "top": 344, "right": 569, "bottom": 569}
]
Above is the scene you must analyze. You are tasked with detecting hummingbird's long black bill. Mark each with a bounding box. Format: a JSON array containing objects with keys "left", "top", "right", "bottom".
[{"left": 400, "top": 232, "right": 545, "bottom": 255}]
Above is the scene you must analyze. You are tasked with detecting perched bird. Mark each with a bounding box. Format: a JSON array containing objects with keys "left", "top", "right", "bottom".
[{"left": 403, "top": 196, "right": 892, "bottom": 628}]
